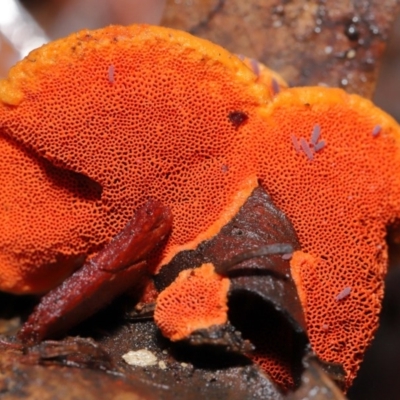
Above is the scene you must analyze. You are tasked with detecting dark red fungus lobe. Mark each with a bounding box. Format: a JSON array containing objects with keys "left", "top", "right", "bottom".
[
  {"left": 228, "top": 111, "right": 248, "bottom": 128},
  {"left": 17, "top": 199, "right": 172, "bottom": 345}
]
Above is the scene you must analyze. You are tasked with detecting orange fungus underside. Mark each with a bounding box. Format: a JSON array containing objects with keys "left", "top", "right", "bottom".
[
  {"left": 0, "top": 24, "right": 271, "bottom": 292},
  {"left": 256, "top": 87, "right": 400, "bottom": 388},
  {"left": 0, "top": 25, "right": 400, "bottom": 389},
  {"left": 0, "top": 135, "right": 101, "bottom": 293},
  {"left": 154, "top": 263, "right": 230, "bottom": 341}
]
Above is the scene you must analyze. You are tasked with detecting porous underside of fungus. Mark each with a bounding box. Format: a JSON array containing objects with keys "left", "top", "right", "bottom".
[
  {"left": 0, "top": 25, "right": 276, "bottom": 293},
  {"left": 154, "top": 263, "right": 230, "bottom": 340},
  {"left": 0, "top": 134, "right": 101, "bottom": 293},
  {"left": 255, "top": 87, "right": 400, "bottom": 388}
]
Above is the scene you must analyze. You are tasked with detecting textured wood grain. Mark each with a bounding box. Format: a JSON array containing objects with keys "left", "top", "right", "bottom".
[{"left": 162, "top": 0, "right": 400, "bottom": 98}]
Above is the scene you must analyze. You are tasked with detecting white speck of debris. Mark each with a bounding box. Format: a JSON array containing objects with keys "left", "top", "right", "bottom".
[
  {"left": 346, "top": 49, "right": 356, "bottom": 59},
  {"left": 122, "top": 349, "right": 158, "bottom": 367},
  {"left": 324, "top": 46, "right": 333, "bottom": 54},
  {"left": 181, "top": 362, "right": 188, "bottom": 368},
  {"left": 158, "top": 360, "right": 167, "bottom": 370},
  {"left": 309, "top": 386, "right": 319, "bottom": 397}
]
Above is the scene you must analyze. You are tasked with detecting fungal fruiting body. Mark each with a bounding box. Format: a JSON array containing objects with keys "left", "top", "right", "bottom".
[
  {"left": 0, "top": 131, "right": 102, "bottom": 293},
  {"left": 256, "top": 87, "right": 400, "bottom": 387},
  {"left": 155, "top": 263, "right": 230, "bottom": 341},
  {"left": 0, "top": 25, "right": 399, "bottom": 390},
  {"left": 0, "top": 25, "right": 272, "bottom": 293}
]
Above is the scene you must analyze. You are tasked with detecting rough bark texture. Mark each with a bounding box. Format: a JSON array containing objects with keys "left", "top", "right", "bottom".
[{"left": 162, "top": 0, "right": 400, "bottom": 99}]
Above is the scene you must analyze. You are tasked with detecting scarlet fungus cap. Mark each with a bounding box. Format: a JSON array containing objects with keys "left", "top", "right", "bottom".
[
  {"left": 256, "top": 86, "right": 400, "bottom": 388},
  {"left": 0, "top": 24, "right": 275, "bottom": 293},
  {"left": 0, "top": 135, "right": 100, "bottom": 293}
]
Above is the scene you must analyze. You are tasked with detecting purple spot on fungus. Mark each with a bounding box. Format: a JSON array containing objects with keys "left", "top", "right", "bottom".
[
  {"left": 108, "top": 65, "right": 115, "bottom": 84},
  {"left": 282, "top": 253, "right": 293, "bottom": 260},
  {"left": 314, "top": 140, "right": 326, "bottom": 152},
  {"left": 310, "top": 124, "right": 321, "bottom": 145},
  {"left": 322, "top": 323, "right": 329, "bottom": 331},
  {"left": 221, "top": 164, "right": 229, "bottom": 173},
  {"left": 228, "top": 111, "right": 248, "bottom": 128},
  {"left": 299, "top": 138, "right": 314, "bottom": 160},
  {"left": 372, "top": 125, "right": 381, "bottom": 137},
  {"left": 236, "top": 54, "right": 245, "bottom": 61},
  {"left": 249, "top": 58, "right": 260, "bottom": 77},
  {"left": 271, "top": 78, "right": 280, "bottom": 95},
  {"left": 291, "top": 135, "right": 301, "bottom": 153},
  {"left": 335, "top": 286, "right": 351, "bottom": 301}
]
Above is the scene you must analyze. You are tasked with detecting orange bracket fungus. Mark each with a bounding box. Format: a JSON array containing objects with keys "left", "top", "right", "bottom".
[
  {"left": 0, "top": 24, "right": 400, "bottom": 393},
  {"left": 155, "top": 263, "right": 230, "bottom": 342}
]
